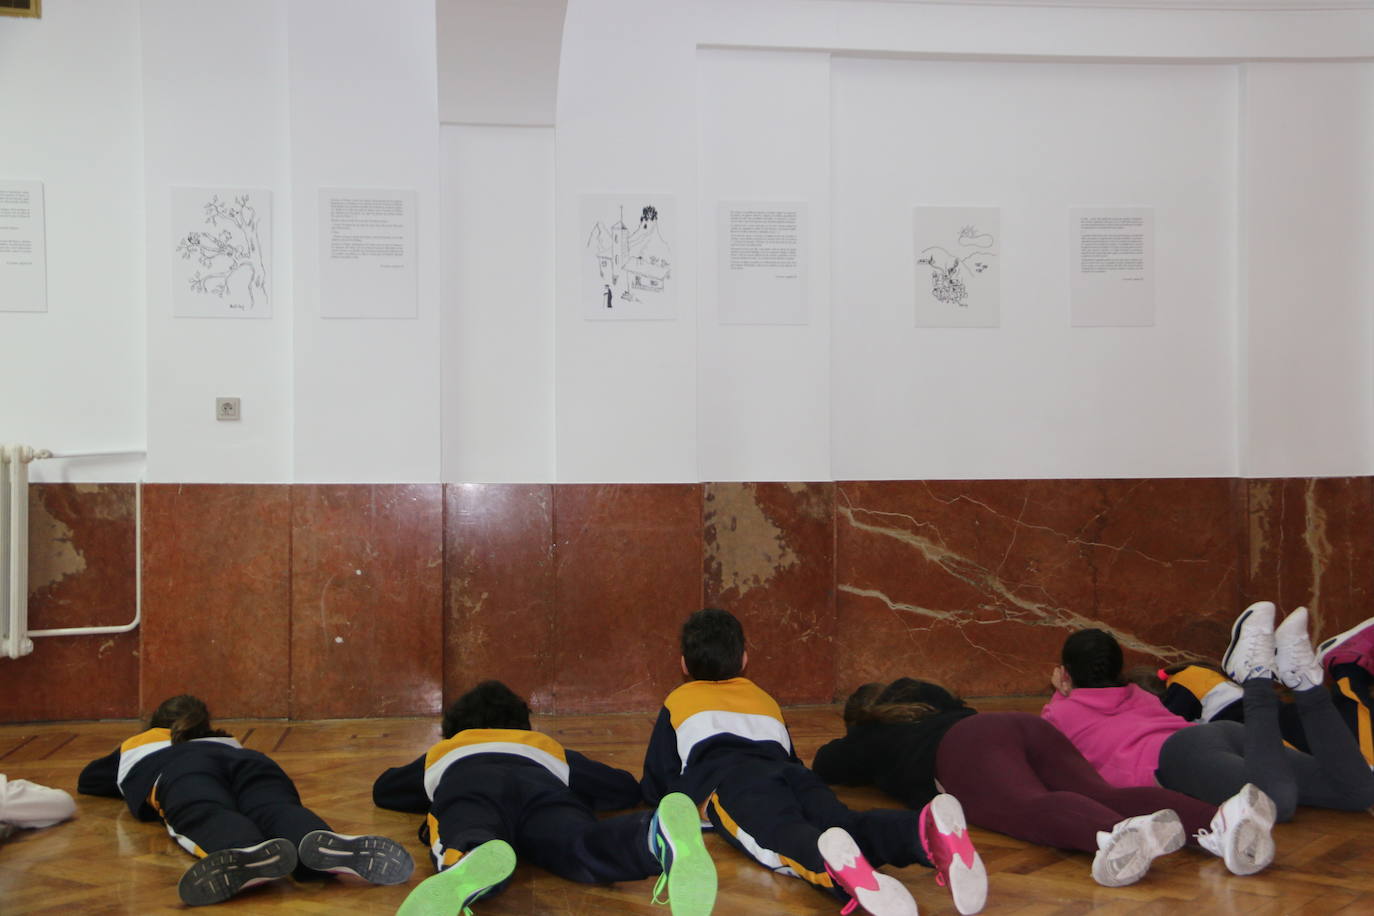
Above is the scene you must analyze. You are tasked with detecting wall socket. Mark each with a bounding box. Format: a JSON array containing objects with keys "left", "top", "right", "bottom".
[{"left": 216, "top": 397, "right": 241, "bottom": 421}]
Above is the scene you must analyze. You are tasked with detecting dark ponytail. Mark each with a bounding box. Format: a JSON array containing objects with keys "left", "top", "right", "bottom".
[
  {"left": 149, "top": 694, "right": 232, "bottom": 744},
  {"left": 1061, "top": 629, "right": 1126, "bottom": 688},
  {"left": 842, "top": 678, "right": 955, "bottom": 727}
]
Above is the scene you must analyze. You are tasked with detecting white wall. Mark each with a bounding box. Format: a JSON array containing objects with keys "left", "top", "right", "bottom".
[
  {"left": 1240, "top": 63, "right": 1374, "bottom": 478},
  {"left": 439, "top": 125, "right": 556, "bottom": 482},
  {"left": 696, "top": 49, "right": 833, "bottom": 482},
  {"left": 142, "top": 0, "right": 293, "bottom": 483},
  {"left": 830, "top": 58, "right": 1238, "bottom": 479},
  {"left": 0, "top": 0, "right": 146, "bottom": 484},
  {"left": 287, "top": 0, "right": 442, "bottom": 483},
  {"left": 6, "top": 1, "right": 1374, "bottom": 484}
]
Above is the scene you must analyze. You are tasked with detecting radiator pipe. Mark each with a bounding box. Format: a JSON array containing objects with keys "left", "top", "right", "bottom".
[{"left": 25, "top": 448, "right": 145, "bottom": 641}]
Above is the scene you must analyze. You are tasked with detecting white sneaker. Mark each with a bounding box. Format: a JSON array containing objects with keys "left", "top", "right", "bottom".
[
  {"left": 1090, "top": 809, "right": 1185, "bottom": 887},
  {"left": 1194, "top": 783, "right": 1277, "bottom": 876},
  {"left": 1222, "top": 601, "right": 1277, "bottom": 683},
  {"left": 1276, "top": 606, "right": 1324, "bottom": 690}
]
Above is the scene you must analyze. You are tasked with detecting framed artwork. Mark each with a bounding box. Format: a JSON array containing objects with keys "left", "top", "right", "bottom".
[{"left": 0, "top": 1, "right": 41, "bottom": 19}]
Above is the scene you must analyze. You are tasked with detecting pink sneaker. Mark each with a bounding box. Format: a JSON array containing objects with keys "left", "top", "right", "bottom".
[
  {"left": 1317, "top": 616, "right": 1374, "bottom": 672},
  {"left": 919, "top": 794, "right": 987, "bottom": 915},
  {"left": 817, "top": 827, "right": 918, "bottom": 916}
]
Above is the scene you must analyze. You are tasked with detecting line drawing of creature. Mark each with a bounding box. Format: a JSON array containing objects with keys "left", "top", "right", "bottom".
[
  {"left": 917, "top": 225, "right": 996, "bottom": 308},
  {"left": 175, "top": 193, "right": 268, "bottom": 310}
]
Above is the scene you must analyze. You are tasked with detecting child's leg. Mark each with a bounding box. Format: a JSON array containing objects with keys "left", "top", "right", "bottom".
[
  {"left": 703, "top": 760, "right": 844, "bottom": 897},
  {"left": 156, "top": 757, "right": 270, "bottom": 856},
  {"left": 157, "top": 758, "right": 300, "bottom": 906},
  {"left": 1156, "top": 681, "right": 1299, "bottom": 822},
  {"left": 782, "top": 762, "right": 929, "bottom": 870},
  {"left": 1328, "top": 661, "right": 1374, "bottom": 766},
  {"left": 428, "top": 787, "right": 514, "bottom": 881},
  {"left": 936, "top": 713, "right": 1216, "bottom": 850},
  {"left": 517, "top": 792, "right": 658, "bottom": 883},
  {"left": 1282, "top": 684, "right": 1374, "bottom": 811},
  {"left": 225, "top": 753, "right": 329, "bottom": 850}
]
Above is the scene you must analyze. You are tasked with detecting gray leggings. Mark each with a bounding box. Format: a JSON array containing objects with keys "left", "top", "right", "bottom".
[{"left": 1156, "top": 678, "right": 1374, "bottom": 822}]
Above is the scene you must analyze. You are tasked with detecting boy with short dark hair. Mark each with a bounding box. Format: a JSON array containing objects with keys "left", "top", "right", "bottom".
[
  {"left": 375, "top": 680, "right": 716, "bottom": 916},
  {"left": 642, "top": 608, "right": 988, "bottom": 916}
]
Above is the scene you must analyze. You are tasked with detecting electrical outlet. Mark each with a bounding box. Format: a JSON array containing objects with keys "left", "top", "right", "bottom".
[{"left": 216, "top": 397, "right": 241, "bottom": 421}]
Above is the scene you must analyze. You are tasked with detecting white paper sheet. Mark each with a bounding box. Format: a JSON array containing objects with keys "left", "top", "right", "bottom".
[
  {"left": 1070, "top": 207, "right": 1154, "bottom": 327},
  {"left": 581, "top": 194, "right": 676, "bottom": 320},
  {"left": 913, "top": 206, "right": 1000, "bottom": 328},
  {"left": 319, "top": 188, "right": 418, "bottom": 319},
  {"left": 717, "top": 202, "right": 807, "bottom": 326},
  {"left": 0, "top": 180, "right": 46, "bottom": 313},
  {"left": 172, "top": 188, "right": 272, "bottom": 318}
]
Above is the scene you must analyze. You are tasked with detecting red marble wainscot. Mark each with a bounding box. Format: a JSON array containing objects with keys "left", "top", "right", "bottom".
[
  {"left": 0, "top": 484, "right": 139, "bottom": 722},
  {"left": 140, "top": 485, "right": 291, "bottom": 719},
  {"left": 703, "top": 482, "right": 837, "bottom": 705},
  {"left": 834, "top": 479, "right": 1242, "bottom": 699},
  {"left": 550, "top": 484, "right": 703, "bottom": 715},
  {"left": 290, "top": 485, "right": 443, "bottom": 719},
  {"left": 444, "top": 484, "right": 556, "bottom": 713},
  {"left": 1244, "top": 477, "right": 1374, "bottom": 646}
]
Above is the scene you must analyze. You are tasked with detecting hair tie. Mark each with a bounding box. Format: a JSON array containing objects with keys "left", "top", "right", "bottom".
[{"left": 1156, "top": 668, "right": 1168, "bottom": 681}]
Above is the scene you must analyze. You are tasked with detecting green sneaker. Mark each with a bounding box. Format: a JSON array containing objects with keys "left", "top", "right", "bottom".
[
  {"left": 395, "top": 839, "right": 516, "bottom": 916},
  {"left": 650, "top": 793, "right": 717, "bottom": 916}
]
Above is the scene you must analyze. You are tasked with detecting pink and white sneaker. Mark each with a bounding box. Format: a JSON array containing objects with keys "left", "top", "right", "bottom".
[
  {"left": 1317, "top": 615, "right": 1374, "bottom": 672},
  {"left": 818, "top": 827, "right": 918, "bottom": 916},
  {"left": 919, "top": 794, "right": 987, "bottom": 915}
]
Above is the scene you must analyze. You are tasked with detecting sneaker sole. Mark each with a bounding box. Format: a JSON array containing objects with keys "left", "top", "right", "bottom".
[
  {"left": 1092, "top": 810, "right": 1184, "bottom": 887},
  {"left": 1092, "top": 826, "right": 1149, "bottom": 887},
  {"left": 1224, "top": 817, "right": 1275, "bottom": 876},
  {"left": 298, "top": 830, "right": 414, "bottom": 885},
  {"left": 1317, "top": 617, "right": 1374, "bottom": 668},
  {"left": 925, "top": 794, "right": 988, "bottom": 915},
  {"left": 655, "top": 793, "right": 718, "bottom": 916},
  {"left": 177, "top": 837, "right": 297, "bottom": 907},
  {"left": 1233, "top": 783, "right": 1279, "bottom": 830},
  {"left": 818, "top": 827, "right": 918, "bottom": 916},
  {"left": 397, "top": 839, "right": 516, "bottom": 916}
]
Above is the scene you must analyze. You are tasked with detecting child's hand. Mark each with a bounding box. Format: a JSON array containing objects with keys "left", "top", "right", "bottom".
[{"left": 1050, "top": 666, "right": 1072, "bottom": 697}]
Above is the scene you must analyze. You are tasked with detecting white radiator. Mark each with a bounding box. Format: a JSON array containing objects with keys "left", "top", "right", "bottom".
[{"left": 0, "top": 445, "right": 35, "bottom": 659}]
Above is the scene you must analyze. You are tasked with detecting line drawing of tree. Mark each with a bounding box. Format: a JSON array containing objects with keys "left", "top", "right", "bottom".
[{"left": 175, "top": 194, "right": 268, "bottom": 310}]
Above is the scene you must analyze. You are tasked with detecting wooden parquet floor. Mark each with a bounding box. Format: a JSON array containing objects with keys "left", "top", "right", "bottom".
[{"left": 3, "top": 698, "right": 1373, "bottom": 915}]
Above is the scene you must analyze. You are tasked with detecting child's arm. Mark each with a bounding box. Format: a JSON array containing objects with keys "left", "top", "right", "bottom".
[
  {"left": 639, "top": 706, "right": 681, "bottom": 805},
  {"left": 372, "top": 755, "right": 430, "bottom": 813},
  {"left": 77, "top": 749, "right": 122, "bottom": 799},
  {"left": 565, "top": 750, "right": 642, "bottom": 811}
]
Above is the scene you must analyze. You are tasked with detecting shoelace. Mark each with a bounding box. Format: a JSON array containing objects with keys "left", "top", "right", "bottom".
[
  {"left": 650, "top": 833, "right": 671, "bottom": 906},
  {"left": 826, "top": 864, "right": 862, "bottom": 916}
]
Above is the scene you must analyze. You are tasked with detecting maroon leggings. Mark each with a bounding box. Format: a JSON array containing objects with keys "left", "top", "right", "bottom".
[{"left": 934, "top": 712, "right": 1217, "bottom": 852}]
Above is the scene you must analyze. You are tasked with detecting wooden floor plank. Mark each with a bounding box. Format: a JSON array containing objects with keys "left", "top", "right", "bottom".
[{"left": 2, "top": 699, "right": 1372, "bottom": 914}]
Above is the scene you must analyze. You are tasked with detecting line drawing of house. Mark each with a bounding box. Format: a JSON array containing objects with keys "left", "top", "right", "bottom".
[{"left": 586, "top": 204, "right": 672, "bottom": 306}]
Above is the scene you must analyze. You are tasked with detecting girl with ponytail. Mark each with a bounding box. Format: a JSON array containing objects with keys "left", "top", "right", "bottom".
[
  {"left": 1045, "top": 612, "right": 1374, "bottom": 874},
  {"left": 78, "top": 694, "right": 413, "bottom": 906}
]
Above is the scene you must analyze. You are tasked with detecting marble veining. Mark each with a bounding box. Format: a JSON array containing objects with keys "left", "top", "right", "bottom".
[{"left": 838, "top": 497, "right": 1193, "bottom": 661}]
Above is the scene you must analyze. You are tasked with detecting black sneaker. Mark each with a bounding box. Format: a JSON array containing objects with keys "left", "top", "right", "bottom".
[
  {"left": 297, "top": 829, "right": 415, "bottom": 885},
  {"left": 177, "top": 837, "right": 297, "bottom": 906}
]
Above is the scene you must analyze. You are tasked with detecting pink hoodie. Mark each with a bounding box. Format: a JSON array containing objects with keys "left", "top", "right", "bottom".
[{"left": 1042, "top": 685, "right": 1193, "bottom": 788}]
